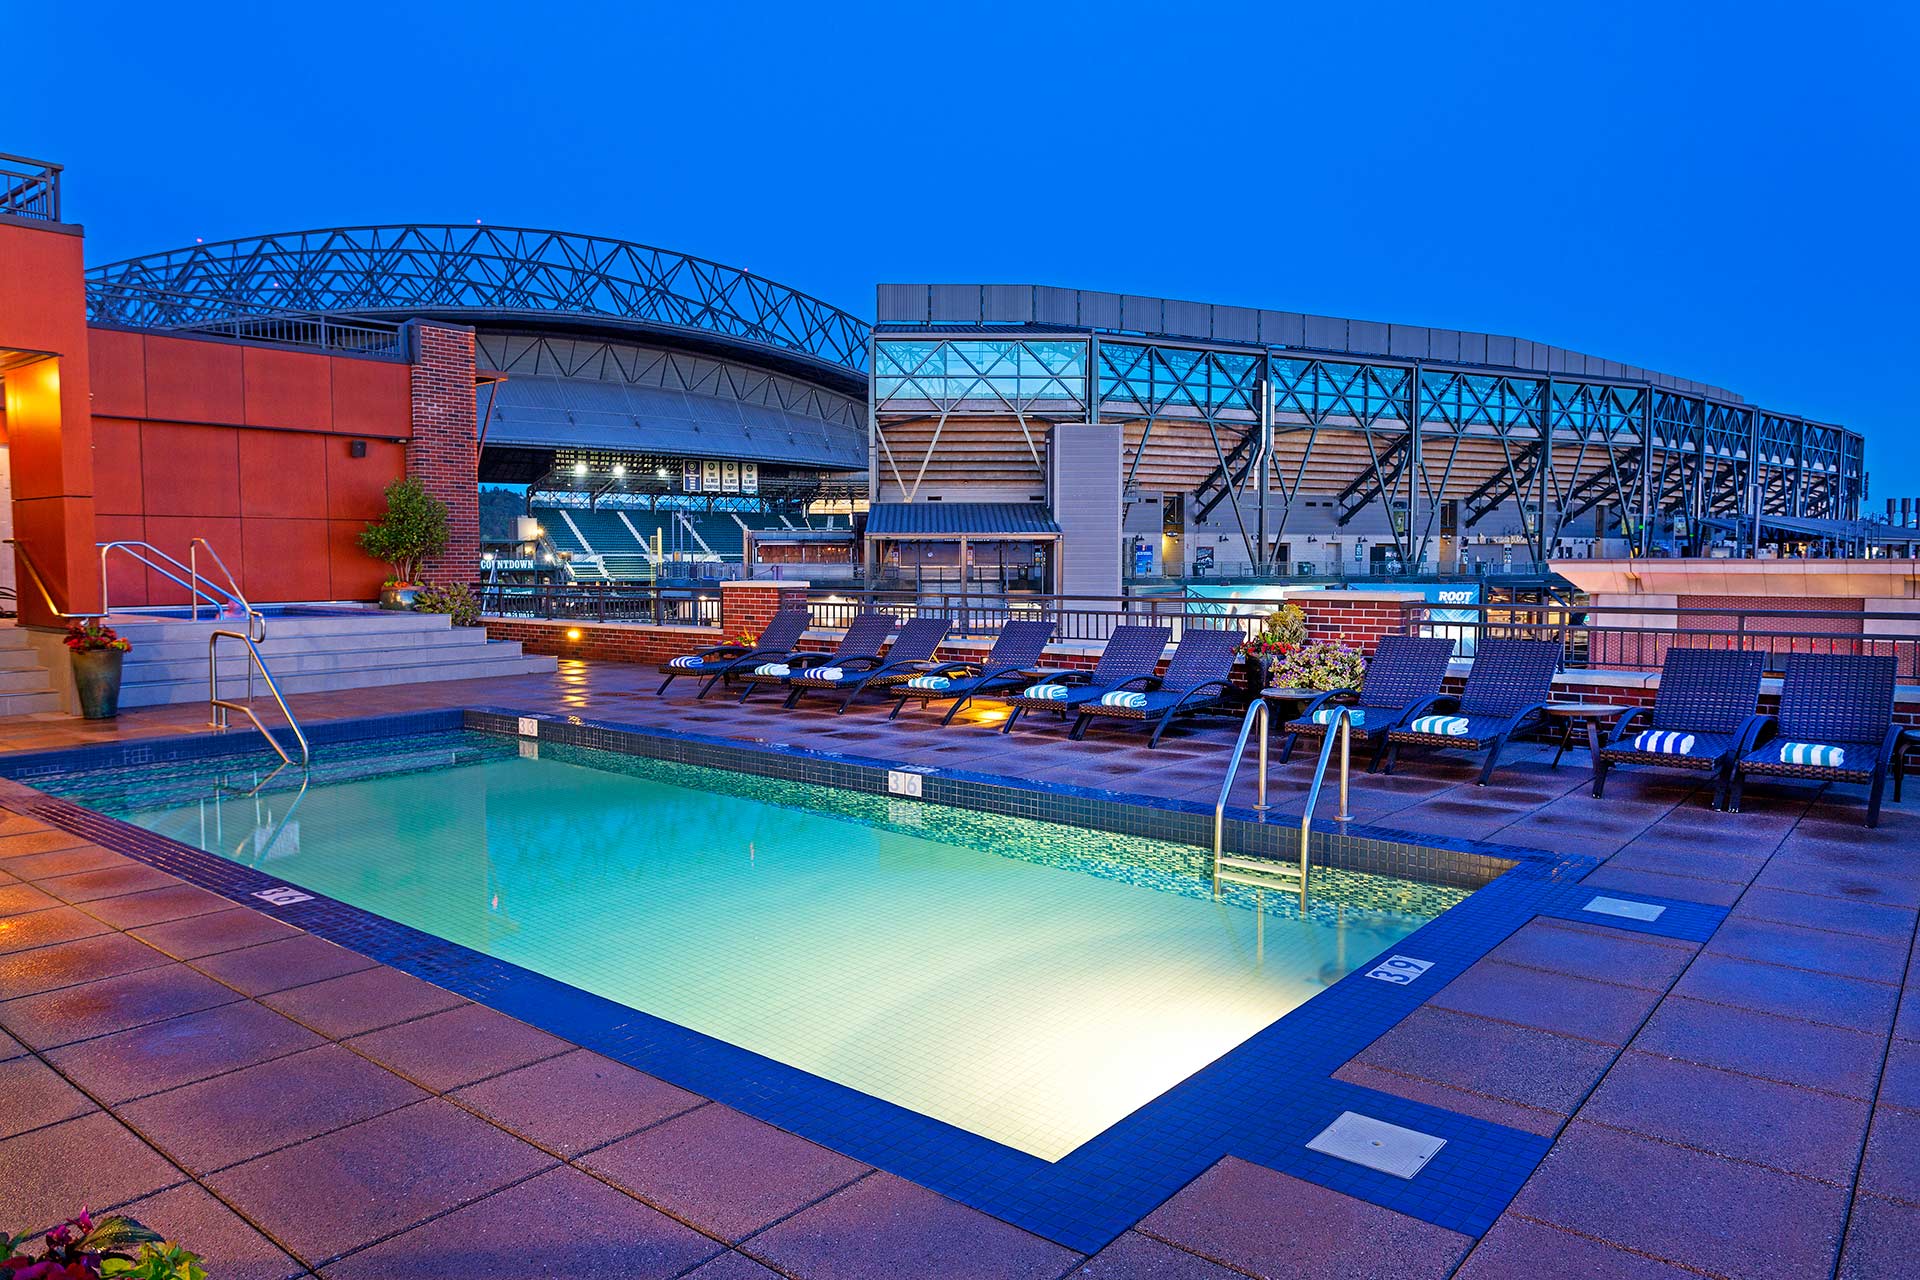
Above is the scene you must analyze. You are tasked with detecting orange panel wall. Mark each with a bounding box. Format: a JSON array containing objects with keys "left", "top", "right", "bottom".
[{"left": 87, "top": 330, "right": 414, "bottom": 605}]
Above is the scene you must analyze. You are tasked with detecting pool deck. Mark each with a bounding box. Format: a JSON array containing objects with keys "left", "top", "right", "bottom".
[{"left": 0, "top": 659, "right": 1914, "bottom": 1278}]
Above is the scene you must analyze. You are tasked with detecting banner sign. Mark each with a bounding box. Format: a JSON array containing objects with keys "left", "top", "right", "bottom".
[{"left": 683, "top": 460, "right": 702, "bottom": 492}]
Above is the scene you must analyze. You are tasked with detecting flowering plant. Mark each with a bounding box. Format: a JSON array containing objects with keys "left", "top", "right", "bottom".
[
  {"left": 1, "top": 1210, "right": 203, "bottom": 1280},
  {"left": 730, "top": 629, "right": 758, "bottom": 647},
  {"left": 1240, "top": 604, "right": 1307, "bottom": 659},
  {"left": 63, "top": 622, "right": 131, "bottom": 654},
  {"left": 1264, "top": 641, "right": 1367, "bottom": 692}
]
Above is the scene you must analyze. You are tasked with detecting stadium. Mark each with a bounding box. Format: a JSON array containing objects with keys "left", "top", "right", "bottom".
[{"left": 3, "top": 164, "right": 1873, "bottom": 621}]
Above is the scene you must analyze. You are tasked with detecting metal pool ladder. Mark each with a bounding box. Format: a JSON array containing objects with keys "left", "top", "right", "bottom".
[
  {"left": 188, "top": 539, "right": 309, "bottom": 768},
  {"left": 1213, "top": 698, "right": 1355, "bottom": 911}
]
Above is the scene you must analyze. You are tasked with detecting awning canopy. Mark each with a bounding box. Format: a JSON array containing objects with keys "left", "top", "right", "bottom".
[{"left": 864, "top": 502, "right": 1060, "bottom": 538}]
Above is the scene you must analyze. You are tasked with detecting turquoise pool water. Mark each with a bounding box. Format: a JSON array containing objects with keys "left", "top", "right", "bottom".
[{"left": 46, "top": 731, "right": 1467, "bottom": 1160}]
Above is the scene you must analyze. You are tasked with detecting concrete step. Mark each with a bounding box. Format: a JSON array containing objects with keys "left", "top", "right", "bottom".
[
  {"left": 122, "top": 626, "right": 495, "bottom": 665},
  {"left": 0, "top": 667, "right": 55, "bottom": 695},
  {"left": 119, "top": 645, "right": 557, "bottom": 707},
  {"left": 0, "top": 690, "right": 61, "bottom": 716},
  {"left": 122, "top": 637, "right": 530, "bottom": 685}
]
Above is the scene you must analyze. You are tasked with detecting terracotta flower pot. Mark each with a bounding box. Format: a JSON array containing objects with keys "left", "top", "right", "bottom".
[{"left": 72, "top": 648, "right": 125, "bottom": 719}]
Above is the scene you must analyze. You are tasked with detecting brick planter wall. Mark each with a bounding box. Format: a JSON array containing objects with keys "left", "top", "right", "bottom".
[
  {"left": 718, "top": 581, "right": 813, "bottom": 641},
  {"left": 407, "top": 322, "right": 480, "bottom": 587}
]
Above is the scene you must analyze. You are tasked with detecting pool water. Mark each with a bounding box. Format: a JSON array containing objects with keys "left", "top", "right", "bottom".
[{"left": 46, "top": 731, "right": 1467, "bottom": 1161}]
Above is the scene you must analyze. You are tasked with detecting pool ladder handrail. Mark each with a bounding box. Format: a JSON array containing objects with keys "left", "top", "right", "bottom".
[
  {"left": 1212, "top": 697, "right": 1355, "bottom": 911},
  {"left": 191, "top": 540, "right": 307, "bottom": 770}
]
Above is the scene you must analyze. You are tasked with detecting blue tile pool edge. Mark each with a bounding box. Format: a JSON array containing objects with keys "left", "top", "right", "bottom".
[{"left": 0, "top": 711, "right": 1728, "bottom": 1253}]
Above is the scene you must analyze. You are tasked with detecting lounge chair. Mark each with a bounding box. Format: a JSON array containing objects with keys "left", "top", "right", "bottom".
[
  {"left": 1381, "top": 637, "right": 1561, "bottom": 784},
  {"left": 1279, "top": 635, "right": 1457, "bottom": 770},
  {"left": 655, "top": 607, "right": 811, "bottom": 696},
  {"left": 887, "top": 620, "right": 1058, "bottom": 724},
  {"left": 1731, "top": 654, "right": 1902, "bottom": 827},
  {"left": 1067, "top": 627, "right": 1245, "bottom": 747},
  {"left": 732, "top": 612, "right": 897, "bottom": 703},
  {"left": 999, "top": 624, "right": 1173, "bottom": 734},
  {"left": 1591, "top": 649, "right": 1765, "bottom": 808},
  {"left": 783, "top": 617, "right": 953, "bottom": 713}
]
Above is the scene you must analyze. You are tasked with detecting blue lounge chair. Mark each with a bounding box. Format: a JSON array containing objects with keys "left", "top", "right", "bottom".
[
  {"left": 1592, "top": 649, "right": 1765, "bottom": 808},
  {"left": 888, "top": 619, "right": 1058, "bottom": 724},
  {"left": 999, "top": 624, "right": 1172, "bottom": 734},
  {"left": 783, "top": 617, "right": 953, "bottom": 713},
  {"left": 1731, "top": 654, "right": 1902, "bottom": 827},
  {"left": 732, "top": 612, "right": 897, "bottom": 703},
  {"left": 1382, "top": 637, "right": 1561, "bottom": 784},
  {"left": 1280, "top": 635, "right": 1457, "bottom": 770},
  {"left": 655, "top": 607, "right": 811, "bottom": 697},
  {"left": 1067, "top": 627, "right": 1245, "bottom": 747}
]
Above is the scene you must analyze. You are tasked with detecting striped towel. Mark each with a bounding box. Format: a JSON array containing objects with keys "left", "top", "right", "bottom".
[
  {"left": 809, "top": 667, "right": 844, "bottom": 682},
  {"left": 667, "top": 655, "right": 705, "bottom": 669},
  {"left": 905, "top": 674, "right": 952, "bottom": 691},
  {"left": 753, "top": 662, "right": 791, "bottom": 677},
  {"left": 1779, "top": 741, "right": 1846, "bottom": 768},
  {"left": 1408, "top": 714, "right": 1471, "bottom": 737},
  {"left": 1631, "top": 730, "right": 1696, "bottom": 755},
  {"left": 1312, "top": 707, "right": 1365, "bottom": 728},
  {"left": 1023, "top": 683, "right": 1072, "bottom": 700},
  {"left": 1099, "top": 690, "right": 1149, "bottom": 709}
]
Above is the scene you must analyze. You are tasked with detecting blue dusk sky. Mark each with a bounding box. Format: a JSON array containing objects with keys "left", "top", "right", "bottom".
[{"left": 10, "top": 1, "right": 1915, "bottom": 496}]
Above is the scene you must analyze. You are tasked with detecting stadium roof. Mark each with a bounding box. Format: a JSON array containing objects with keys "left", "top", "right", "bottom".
[{"left": 864, "top": 503, "right": 1060, "bottom": 537}]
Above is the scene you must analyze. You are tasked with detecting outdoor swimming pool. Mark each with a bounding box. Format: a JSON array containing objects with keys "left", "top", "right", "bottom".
[{"left": 41, "top": 730, "right": 1466, "bottom": 1162}]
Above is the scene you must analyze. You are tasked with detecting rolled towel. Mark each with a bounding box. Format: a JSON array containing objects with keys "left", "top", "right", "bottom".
[
  {"left": 667, "top": 655, "right": 705, "bottom": 669},
  {"left": 1023, "top": 683, "right": 1072, "bottom": 700},
  {"left": 1099, "top": 690, "right": 1149, "bottom": 709},
  {"left": 753, "top": 662, "right": 792, "bottom": 677},
  {"left": 1312, "top": 707, "right": 1365, "bottom": 728},
  {"left": 1630, "top": 729, "right": 1697, "bottom": 755},
  {"left": 1408, "top": 714, "right": 1470, "bottom": 737},
  {"left": 809, "top": 667, "right": 845, "bottom": 682},
  {"left": 1779, "top": 741, "right": 1845, "bottom": 768},
  {"left": 905, "top": 674, "right": 953, "bottom": 691}
]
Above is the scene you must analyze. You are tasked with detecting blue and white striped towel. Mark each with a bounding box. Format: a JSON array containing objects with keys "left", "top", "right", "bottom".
[
  {"left": 1631, "top": 730, "right": 1697, "bottom": 755},
  {"left": 1099, "top": 690, "right": 1149, "bottom": 709},
  {"left": 810, "top": 667, "right": 844, "bottom": 682},
  {"left": 1024, "top": 683, "right": 1072, "bottom": 700},
  {"left": 1779, "top": 741, "right": 1845, "bottom": 768},
  {"left": 1408, "top": 714, "right": 1470, "bottom": 737},
  {"left": 753, "top": 662, "right": 791, "bottom": 677},
  {"left": 1312, "top": 707, "right": 1365, "bottom": 728},
  {"left": 667, "top": 655, "right": 704, "bottom": 669},
  {"left": 905, "top": 674, "right": 952, "bottom": 691}
]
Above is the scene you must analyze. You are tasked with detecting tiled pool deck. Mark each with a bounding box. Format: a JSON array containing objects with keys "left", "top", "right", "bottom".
[{"left": 0, "top": 658, "right": 1914, "bottom": 1278}]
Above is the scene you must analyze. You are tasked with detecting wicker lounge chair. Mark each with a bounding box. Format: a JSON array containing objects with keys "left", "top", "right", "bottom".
[
  {"left": 999, "top": 624, "right": 1173, "bottom": 734},
  {"left": 887, "top": 620, "right": 1058, "bottom": 725},
  {"left": 783, "top": 617, "right": 953, "bottom": 713},
  {"left": 655, "top": 607, "right": 810, "bottom": 696},
  {"left": 1067, "top": 627, "right": 1245, "bottom": 747},
  {"left": 1731, "top": 654, "right": 1902, "bottom": 827},
  {"left": 732, "top": 612, "right": 897, "bottom": 703},
  {"left": 1381, "top": 637, "right": 1561, "bottom": 784},
  {"left": 1591, "top": 649, "right": 1765, "bottom": 807},
  {"left": 1279, "top": 635, "right": 1457, "bottom": 771}
]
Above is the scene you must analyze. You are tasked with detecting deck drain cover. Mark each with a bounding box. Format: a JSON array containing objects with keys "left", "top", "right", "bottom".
[
  {"left": 1583, "top": 895, "right": 1666, "bottom": 922},
  {"left": 1306, "top": 1111, "right": 1445, "bottom": 1179}
]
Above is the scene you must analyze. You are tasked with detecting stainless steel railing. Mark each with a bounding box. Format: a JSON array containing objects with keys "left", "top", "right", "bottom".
[{"left": 1212, "top": 698, "right": 1354, "bottom": 911}]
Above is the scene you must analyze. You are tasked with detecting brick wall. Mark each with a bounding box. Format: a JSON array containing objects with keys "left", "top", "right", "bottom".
[
  {"left": 1296, "top": 595, "right": 1416, "bottom": 656},
  {"left": 406, "top": 323, "right": 480, "bottom": 587},
  {"left": 717, "top": 582, "right": 813, "bottom": 640}
]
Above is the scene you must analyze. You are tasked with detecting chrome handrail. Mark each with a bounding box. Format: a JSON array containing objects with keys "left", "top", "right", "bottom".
[
  {"left": 209, "top": 628, "right": 309, "bottom": 767},
  {"left": 188, "top": 537, "right": 265, "bottom": 642},
  {"left": 1212, "top": 697, "right": 1354, "bottom": 911},
  {"left": 4, "top": 539, "right": 100, "bottom": 619},
  {"left": 98, "top": 540, "right": 243, "bottom": 623}
]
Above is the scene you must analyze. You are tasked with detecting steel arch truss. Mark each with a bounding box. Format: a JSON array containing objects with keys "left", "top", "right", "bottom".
[{"left": 83, "top": 225, "right": 872, "bottom": 377}]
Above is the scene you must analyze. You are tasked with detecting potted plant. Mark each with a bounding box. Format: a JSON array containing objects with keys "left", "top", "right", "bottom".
[
  {"left": 358, "top": 477, "right": 450, "bottom": 610},
  {"left": 1238, "top": 603, "right": 1308, "bottom": 695},
  {"left": 65, "top": 621, "right": 132, "bottom": 720},
  {"left": 1265, "top": 640, "right": 1368, "bottom": 694},
  {"left": 2, "top": 1207, "right": 205, "bottom": 1278}
]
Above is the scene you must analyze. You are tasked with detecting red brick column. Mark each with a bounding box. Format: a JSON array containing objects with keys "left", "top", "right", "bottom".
[
  {"left": 718, "top": 580, "right": 812, "bottom": 640},
  {"left": 1294, "top": 591, "right": 1422, "bottom": 655},
  {"left": 406, "top": 321, "right": 480, "bottom": 586}
]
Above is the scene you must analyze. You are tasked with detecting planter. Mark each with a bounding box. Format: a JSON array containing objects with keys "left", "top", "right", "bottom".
[
  {"left": 379, "top": 584, "right": 422, "bottom": 611},
  {"left": 72, "top": 648, "right": 125, "bottom": 720}
]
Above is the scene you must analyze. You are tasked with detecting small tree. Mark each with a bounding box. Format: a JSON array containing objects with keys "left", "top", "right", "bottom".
[{"left": 358, "top": 477, "right": 449, "bottom": 586}]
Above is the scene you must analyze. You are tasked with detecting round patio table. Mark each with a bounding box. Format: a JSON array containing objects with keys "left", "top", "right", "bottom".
[{"left": 1543, "top": 702, "right": 1631, "bottom": 768}]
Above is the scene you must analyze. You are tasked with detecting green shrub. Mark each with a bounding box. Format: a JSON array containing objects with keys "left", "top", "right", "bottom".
[
  {"left": 357, "top": 477, "right": 449, "bottom": 587},
  {"left": 413, "top": 582, "right": 481, "bottom": 628}
]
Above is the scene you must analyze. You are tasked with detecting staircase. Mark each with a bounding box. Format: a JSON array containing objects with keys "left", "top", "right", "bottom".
[
  {"left": 106, "top": 609, "right": 556, "bottom": 709},
  {"left": 0, "top": 627, "right": 62, "bottom": 716}
]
